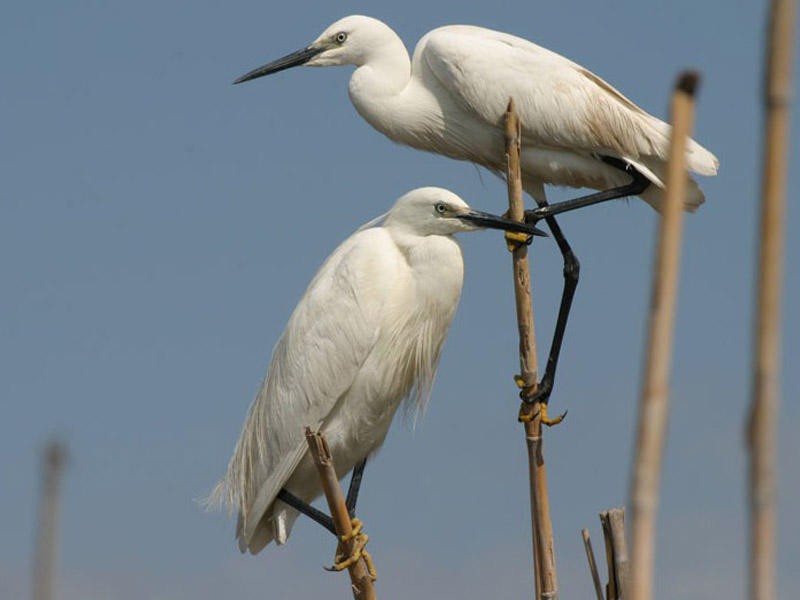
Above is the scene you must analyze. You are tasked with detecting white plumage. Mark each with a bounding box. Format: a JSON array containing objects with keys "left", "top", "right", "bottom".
[
  {"left": 236, "top": 15, "right": 718, "bottom": 210},
  {"left": 211, "top": 187, "right": 543, "bottom": 553}
]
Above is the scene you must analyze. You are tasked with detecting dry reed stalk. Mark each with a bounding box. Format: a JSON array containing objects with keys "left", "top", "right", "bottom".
[
  {"left": 504, "top": 98, "right": 558, "bottom": 600},
  {"left": 600, "top": 508, "right": 628, "bottom": 600},
  {"left": 581, "top": 528, "right": 605, "bottom": 600},
  {"left": 749, "top": 2, "right": 794, "bottom": 599},
  {"left": 628, "top": 72, "right": 699, "bottom": 600},
  {"left": 33, "top": 440, "right": 68, "bottom": 600},
  {"left": 305, "top": 428, "right": 377, "bottom": 600}
]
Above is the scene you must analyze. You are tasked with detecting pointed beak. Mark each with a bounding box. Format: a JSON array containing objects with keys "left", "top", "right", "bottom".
[
  {"left": 458, "top": 209, "right": 548, "bottom": 237},
  {"left": 233, "top": 45, "right": 323, "bottom": 84}
]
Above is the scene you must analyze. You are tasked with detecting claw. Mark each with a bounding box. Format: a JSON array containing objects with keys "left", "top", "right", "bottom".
[
  {"left": 324, "top": 518, "right": 376, "bottom": 581},
  {"left": 340, "top": 517, "right": 362, "bottom": 542},
  {"left": 504, "top": 230, "right": 533, "bottom": 251},
  {"left": 540, "top": 404, "right": 567, "bottom": 427},
  {"left": 361, "top": 548, "right": 378, "bottom": 581},
  {"left": 519, "top": 402, "right": 567, "bottom": 425},
  {"left": 518, "top": 402, "right": 536, "bottom": 422},
  {"left": 325, "top": 533, "right": 369, "bottom": 572}
]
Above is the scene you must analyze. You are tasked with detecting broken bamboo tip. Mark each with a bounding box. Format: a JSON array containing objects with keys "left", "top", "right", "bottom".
[{"left": 675, "top": 70, "right": 701, "bottom": 96}]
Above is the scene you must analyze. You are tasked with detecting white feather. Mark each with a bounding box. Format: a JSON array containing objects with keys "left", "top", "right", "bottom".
[
  {"left": 209, "top": 188, "right": 495, "bottom": 553},
  {"left": 257, "top": 16, "right": 718, "bottom": 210}
]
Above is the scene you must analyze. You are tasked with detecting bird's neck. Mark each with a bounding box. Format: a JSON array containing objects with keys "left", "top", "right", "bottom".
[
  {"left": 402, "top": 234, "right": 464, "bottom": 315},
  {"left": 348, "top": 41, "right": 413, "bottom": 135},
  {"left": 349, "top": 35, "right": 411, "bottom": 95}
]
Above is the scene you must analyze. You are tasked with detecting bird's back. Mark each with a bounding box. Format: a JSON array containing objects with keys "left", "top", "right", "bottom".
[{"left": 412, "top": 25, "right": 718, "bottom": 207}]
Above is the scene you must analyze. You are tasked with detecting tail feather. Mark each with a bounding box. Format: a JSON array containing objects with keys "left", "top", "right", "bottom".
[
  {"left": 640, "top": 176, "right": 705, "bottom": 213},
  {"left": 686, "top": 137, "right": 719, "bottom": 176},
  {"left": 644, "top": 117, "right": 719, "bottom": 176}
]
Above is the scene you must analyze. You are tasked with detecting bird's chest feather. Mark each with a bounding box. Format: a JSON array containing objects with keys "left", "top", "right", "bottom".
[
  {"left": 333, "top": 237, "right": 463, "bottom": 448},
  {"left": 349, "top": 70, "right": 454, "bottom": 154}
]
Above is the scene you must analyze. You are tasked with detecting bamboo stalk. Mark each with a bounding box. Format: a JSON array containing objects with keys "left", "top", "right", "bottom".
[
  {"left": 600, "top": 512, "right": 617, "bottom": 600},
  {"left": 628, "top": 72, "right": 699, "bottom": 600},
  {"left": 504, "top": 98, "right": 558, "bottom": 600},
  {"left": 305, "top": 428, "right": 377, "bottom": 600},
  {"left": 749, "top": 2, "right": 794, "bottom": 600},
  {"left": 607, "top": 509, "right": 628, "bottom": 600},
  {"left": 581, "top": 528, "right": 605, "bottom": 600},
  {"left": 600, "top": 508, "right": 628, "bottom": 600},
  {"left": 32, "top": 440, "right": 68, "bottom": 600}
]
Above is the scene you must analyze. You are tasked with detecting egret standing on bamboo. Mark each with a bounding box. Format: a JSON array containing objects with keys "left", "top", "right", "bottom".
[
  {"left": 233, "top": 15, "right": 719, "bottom": 412},
  {"left": 210, "top": 187, "right": 545, "bottom": 559}
]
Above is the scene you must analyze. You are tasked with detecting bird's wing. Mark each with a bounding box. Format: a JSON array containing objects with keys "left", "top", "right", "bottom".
[
  {"left": 419, "top": 26, "right": 715, "bottom": 172},
  {"left": 223, "top": 228, "right": 401, "bottom": 546}
]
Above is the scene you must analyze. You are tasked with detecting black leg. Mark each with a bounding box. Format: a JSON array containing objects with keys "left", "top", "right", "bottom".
[
  {"left": 275, "top": 459, "right": 368, "bottom": 537},
  {"left": 346, "top": 458, "right": 367, "bottom": 518},
  {"left": 524, "top": 207, "right": 580, "bottom": 407},
  {"left": 525, "top": 157, "right": 651, "bottom": 223},
  {"left": 276, "top": 488, "right": 336, "bottom": 536},
  {"left": 522, "top": 158, "right": 651, "bottom": 406}
]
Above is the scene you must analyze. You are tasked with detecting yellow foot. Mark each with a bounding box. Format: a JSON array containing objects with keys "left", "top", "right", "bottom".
[
  {"left": 361, "top": 548, "right": 378, "bottom": 581},
  {"left": 505, "top": 230, "right": 532, "bottom": 251},
  {"left": 514, "top": 375, "right": 566, "bottom": 426},
  {"left": 325, "top": 518, "right": 377, "bottom": 581},
  {"left": 518, "top": 402, "right": 567, "bottom": 427},
  {"left": 540, "top": 403, "right": 567, "bottom": 427},
  {"left": 340, "top": 517, "right": 363, "bottom": 542}
]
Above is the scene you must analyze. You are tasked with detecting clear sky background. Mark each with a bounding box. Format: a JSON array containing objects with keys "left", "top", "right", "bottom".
[{"left": 2, "top": 1, "right": 798, "bottom": 599}]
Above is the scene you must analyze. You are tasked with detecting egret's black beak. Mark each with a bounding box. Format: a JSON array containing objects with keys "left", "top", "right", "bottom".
[
  {"left": 234, "top": 46, "right": 323, "bottom": 84},
  {"left": 458, "top": 209, "right": 548, "bottom": 237}
]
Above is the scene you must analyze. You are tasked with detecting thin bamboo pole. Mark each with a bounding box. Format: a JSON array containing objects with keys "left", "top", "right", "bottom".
[
  {"left": 581, "top": 528, "right": 605, "bottom": 600},
  {"left": 305, "top": 428, "right": 377, "bottom": 600},
  {"left": 504, "top": 98, "right": 558, "bottom": 600},
  {"left": 627, "top": 71, "right": 699, "bottom": 600},
  {"left": 749, "top": 2, "right": 794, "bottom": 600},
  {"left": 32, "top": 440, "right": 68, "bottom": 600}
]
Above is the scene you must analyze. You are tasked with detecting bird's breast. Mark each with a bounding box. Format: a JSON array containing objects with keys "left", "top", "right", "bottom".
[
  {"left": 324, "top": 236, "right": 463, "bottom": 455},
  {"left": 349, "top": 71, "right": 496, "bottom": 164}
]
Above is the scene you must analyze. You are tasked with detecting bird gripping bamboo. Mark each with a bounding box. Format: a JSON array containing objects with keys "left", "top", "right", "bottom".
[
  {"left": 504, "top": 99, "right": 559, "bottom": 600},
  {"left": 305, "top": 428, "right": 377, "bottom": 600}
]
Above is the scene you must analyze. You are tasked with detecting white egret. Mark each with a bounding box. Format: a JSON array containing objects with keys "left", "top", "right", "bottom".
[
  {"left": 211, "top": 187, "right": 545, "bottom": 557},
  {"left": 233, "top": 15, "right": 719, "bottom": 412}
]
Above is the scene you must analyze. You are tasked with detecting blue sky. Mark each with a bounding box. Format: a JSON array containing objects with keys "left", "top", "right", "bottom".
[{"left": 1, "top": 1, "right": 798, "bottom": 598}]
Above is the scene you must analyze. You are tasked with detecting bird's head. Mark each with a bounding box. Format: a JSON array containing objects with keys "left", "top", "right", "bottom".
[
  {"left": 384, "top": 187, "right": 547, "bottom": 238},
  {"left": 234, "top": 16, "right": 401, "bottom": 84}
]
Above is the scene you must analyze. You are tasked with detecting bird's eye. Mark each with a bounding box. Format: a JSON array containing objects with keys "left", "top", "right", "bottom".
[
  {"left": 335, "top": 32, "right": 347, "bottom": 44},
  {"left": 434, "top": 203, "right": 447, "bottom": 215}
]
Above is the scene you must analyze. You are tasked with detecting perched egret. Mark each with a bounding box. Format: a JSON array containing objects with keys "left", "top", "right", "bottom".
[
  {"left": 233, "top": 15, "right": 719, "bottom": 410},
  {"left": 211, "top": 187, "right": 545, "bottom": 555}
]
